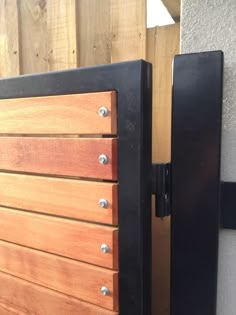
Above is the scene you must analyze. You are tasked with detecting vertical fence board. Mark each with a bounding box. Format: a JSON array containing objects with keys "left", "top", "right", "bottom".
[
  {"left": 77, "top": 0, "right": 111, "bottom": 67},
  {"left": 0, "top": 0, "right": 20, "bottom": 77},
  {"left": 111, "top": 0, "right": 146, "bottom": 62},
  {"left": 147, "top": 23, "right": 180, "bottom": 315},
  {"left": 148, "top": 24, "right": 180, "bottom": 163},
  {"left": 47, "top": 0, "right": 77, "bottom": 70},
  {"left": 18, "top": 0, "right": 48, "bottom": 74}
]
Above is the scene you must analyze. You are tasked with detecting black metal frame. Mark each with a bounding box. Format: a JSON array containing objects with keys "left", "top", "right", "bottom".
[
  {"left": 0, "top": 60, "right": 153, "bottom": 315},
  {"left": 171, "top": 51, "right": 224, "bottom": 315}
]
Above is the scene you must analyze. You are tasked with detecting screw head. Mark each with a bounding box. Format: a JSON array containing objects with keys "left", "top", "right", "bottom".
[
  {"left": 101, "top": 243, "right": 110, "bottom": 253},
  {"left": 99, "top": 198, "right": 108, "bottom": 208},
  {"left": 98, "top": 154, "right": 108, "bottom": 164},
  {"left": 101, "top": 286, "right": 110, "bottom": 296},
  {"left": 98, "top": 107, "right": 109, "bottom": 117}
]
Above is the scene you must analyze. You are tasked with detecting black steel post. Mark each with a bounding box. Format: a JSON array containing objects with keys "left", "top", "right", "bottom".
[{"left": 171, "top": 51, "right": 224, "bottom": 315}]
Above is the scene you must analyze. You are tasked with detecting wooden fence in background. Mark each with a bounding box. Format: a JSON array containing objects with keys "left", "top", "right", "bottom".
[{"left": 0, "top": 1, "right": 180, "bottom": 314}]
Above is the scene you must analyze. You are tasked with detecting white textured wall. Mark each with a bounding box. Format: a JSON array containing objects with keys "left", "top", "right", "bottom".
[{"left": 181, "top": 1, "right": 236, "bottom": 314}]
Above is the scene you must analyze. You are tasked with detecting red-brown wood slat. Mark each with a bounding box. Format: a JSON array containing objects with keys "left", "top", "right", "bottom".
[
  {"left": 0, "top": 137, "right": 117, "bottom": 180},
  {"left": 0, "top": 172, "right": 118, "bottom": 225},
  {"left": 0, "top": 92, "right": 117, "bottom": 135},
  {"left": 0, "top": 241, "right": 118, "bottom": 311},
  {"left": 0, "top": 271, "right": 118, "bottom": 315},
  {"left": 0, "top": 207, "right": 118, "bottom": 269}
]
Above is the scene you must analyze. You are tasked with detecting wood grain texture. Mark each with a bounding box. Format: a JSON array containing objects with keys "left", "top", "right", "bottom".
[
  {"left": 0, "top": 0, "right": 20, "bottom": 77},
  {"left": 47, "top": 0, "right": 77, "bottom": 70},
  {"left": 0, "top": 241, "right": 118, "bottom": 311},
  {"left": 147, "top": 24, "right": 180, "bottom": 163},
  {"left": 18, "top": 0, "right": 48, "bottom": 74},
  {"left": 77, "top": 0, "right": 111, "bottom": 66},
  {"left": 147, "top": 24, "right": 180, "bottom": 315},
  {"left": 0, "top": 271, "right": 118, "bottom": 315},
  {"left": 0, "top": 137, "right": 117, "bottom": 180},
  {"left": 0, "top": 207, "right": 118, "bottom": 269},
  {"left": 0, "top": 91, "right": 117, "bottom": 135},
  {"left": 0, "top": 172, "right": 118, "bottom": 224},
  {"left": 111, "top": 0, "right": 146, "bottom": 62}
]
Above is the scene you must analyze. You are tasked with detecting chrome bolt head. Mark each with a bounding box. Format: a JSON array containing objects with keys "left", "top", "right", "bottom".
[
  {"left": 101, "top": 286, "right": 110, "bottom": 296},
  {"left": 98, "top": 107, "right": 109, "bottom": 117},
  {"left": 98, "top": 154, "right": 108, "bottom": 164},
  {"left": 101, "top": 243, "right": 110, "bottom": 253},
  {"left": 99, "top": 198, "right": 108, "bottom": 208}
]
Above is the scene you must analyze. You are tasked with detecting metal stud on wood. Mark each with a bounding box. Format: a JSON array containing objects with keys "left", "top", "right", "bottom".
[
  {"left": 101, "top": 286, "right": 110, "bottom": 296},
  {"left": 99, "top": 198, "right": 108, "bottom": 208},
  {"left": 101, "top": 244, "right": 109, "bottom": 253},
  {"left": 98, "top": 154, "right": 108, "bottom": 164},
  {"left": 98, "top": 106, "right": 109, "bottom": 117}
]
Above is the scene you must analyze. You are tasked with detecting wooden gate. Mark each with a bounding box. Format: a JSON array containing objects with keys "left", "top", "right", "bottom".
[{"left": 0, "top": 60, "right": 152, "bottom": 314}]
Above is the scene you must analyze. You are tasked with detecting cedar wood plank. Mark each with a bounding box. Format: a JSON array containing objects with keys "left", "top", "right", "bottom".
[
  {"left": 0, "top": 137, "right": 117, "bottom": 180},
  {"left": 0, "top": 271, "right": 118, "bottom": 315},
  {"left": 0, "top": 172, "right": 118, "bottom": 225},
  {"left": 0, "top": 92, "right": 117, "bottom": 134}
]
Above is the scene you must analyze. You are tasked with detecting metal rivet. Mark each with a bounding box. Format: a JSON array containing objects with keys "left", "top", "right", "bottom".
[
  {"left": 98, "top": 154, "right": 108, "bottom": 164},
  {"left": 99, "top": 198, "right": 108, "bottom": 208},
  {"left": 101, "top": 243, "right": 110, "bottom": 253},
  {"left": 98, "top": 107, "right": 109, "bottom": 117},
  {"left": 101, "top": 286, "right": 110, "bottom": 296}
]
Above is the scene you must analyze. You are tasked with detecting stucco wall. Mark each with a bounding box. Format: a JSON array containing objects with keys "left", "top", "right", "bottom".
[{"left": 181, "top": 1, "right": 236, "bottom": 314}]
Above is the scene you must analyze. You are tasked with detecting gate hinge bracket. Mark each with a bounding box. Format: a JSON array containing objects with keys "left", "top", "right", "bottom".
[{"left": 152, "top": 163, "right": 171, "bottom": 218}]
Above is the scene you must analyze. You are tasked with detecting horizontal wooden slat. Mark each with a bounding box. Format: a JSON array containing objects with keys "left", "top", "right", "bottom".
[
  {"left": 0, "top": 172, "right": 118, "bottom": 225},
  {"left": 0, "top": 241, "right": 118, "bottom": 311},
  {"left": 0, "top": 271, "right": 118, "bottom": 315},
  {"left": 0, "top": 92, "right": 117, "bottom": 135},
  {"left": 0, "top": 207, "right": 118, "bottom": 269},
  {"left": 0, "top": 137, "right": 117, "bottom": 180}
]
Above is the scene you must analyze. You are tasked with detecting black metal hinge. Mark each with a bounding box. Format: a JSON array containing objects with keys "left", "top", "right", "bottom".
[{"left": 152, "top": 163, "right": 171, "bottom": 218}]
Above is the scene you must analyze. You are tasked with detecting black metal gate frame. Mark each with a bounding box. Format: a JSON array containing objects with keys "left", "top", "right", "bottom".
[
  {"left": 0, "top": 52, "right": 230, "bottom": 315},
  {"left": 171, "top": 51, "right": 224, "bottom": 315},
  {"left": 0, "top": 61, "right": 153, "bottom": 315}
]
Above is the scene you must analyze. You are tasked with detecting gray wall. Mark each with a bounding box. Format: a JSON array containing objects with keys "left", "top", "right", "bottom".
[{"left": 181, "top": 1, "right": 236, "bottom": 314}]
